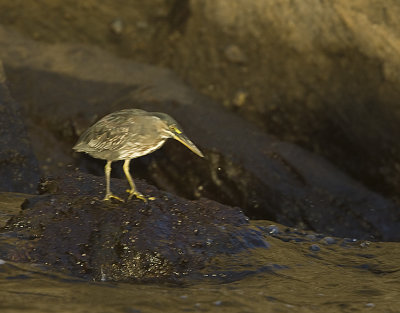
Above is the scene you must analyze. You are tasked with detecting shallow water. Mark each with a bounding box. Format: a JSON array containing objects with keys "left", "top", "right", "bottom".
[{"left": 1, "top": 220, "right": 400, "bottom": 313}]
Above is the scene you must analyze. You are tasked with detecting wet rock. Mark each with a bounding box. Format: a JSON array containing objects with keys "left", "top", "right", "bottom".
[
  {"left": 265, "top": 225, "right": 280, "bottom": 235},
  {"left": 323, "top": 237, "right": 336, "bottom": 245},
  {"left": 0, "top": 192, "right": 32, "bottom": 228},
  {"left": 0, "top": 27, "right": 399, "bottom": 241},
  {"left": 305, "top": 234, "right": 317, "bottom": 241},
  {"left": 1, "top": 0, "right": 400, "bottom": 211},
  {"left": 0, "top": 61, "right": 40, "bottom": 193},
  {"left": 1, "top": 171, "right": 268, "bottom": 282}
]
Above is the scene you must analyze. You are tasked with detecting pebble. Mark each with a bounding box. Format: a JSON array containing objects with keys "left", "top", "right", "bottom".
[
  {"left": 343, "top": 238, "right": 358, "bottom": 243},
  {"left": 224, "top": 44, "right": 247, "bottom": 64},
  {"left": 360, "top": 241, "right": 371, "bottom": 248},
  {"left": 323, "top": 237, "right": 336, "bottom": 245},
  {"left": 110, "top": 19, "right": 124, "bottom": 35},
  {"left": 233, "top": 90, "right": 248, "bottom": 107},
  {"left": 306, "top": 234, "right": 317, "bottom": 241},
  {"left": 309, "top": 244, "right": 320, "bottom": 252},
  {"left": 266, "top": 225, "right": 280, "bottom": 235}
]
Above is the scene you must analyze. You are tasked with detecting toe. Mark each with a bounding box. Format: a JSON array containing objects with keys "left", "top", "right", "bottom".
[
  {"left": 104, "top": 193, "right": 125, "bottom": 202},
  {"left": 127, "top": 192, "right": 147, "bottom": 202}
]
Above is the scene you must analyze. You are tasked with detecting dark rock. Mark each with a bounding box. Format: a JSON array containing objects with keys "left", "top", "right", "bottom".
[
  {"left": 166, "top": 1, "right": 400, "bottom": 202},
  {"left": 265, "top": 225, "right": 280, "bottom": 235},
  {"left": 21, "top": 1, "right": 400, "bottom": 203},
  {"left": 0, "top": 27, "right": 399, "bottom": 241},
  {"left": 1, "top": 1, "right": 400, "bottom": 215},
  {"left": 305, "top": 234, "right": 317, "bottom": 241},
  {"left": 0, "top": 61, "right": 40, "bottom": 193},
  {"left": 323, "top": 237, "right": 336, "bottom": 245},
  {"left": 1, "top": 171, "right": 268, "bottom": 282},
  {"left": 309, "top": 244, "right": 320, "bottom": 252},
  {"left": 0, "top": 192, "right": 33, "bottom": 228}
]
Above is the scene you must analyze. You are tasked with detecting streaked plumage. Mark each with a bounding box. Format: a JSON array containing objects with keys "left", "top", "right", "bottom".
[{"left": 73, "top": 108, "right": 204, "bottom": 202}]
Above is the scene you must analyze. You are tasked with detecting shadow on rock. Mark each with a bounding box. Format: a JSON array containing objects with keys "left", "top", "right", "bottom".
[
  {"left": 1, "top": 171, "right": 268, "bottom": 282},
  {"left": 0, "top": 61, "right": 40, "bottom": 193}
]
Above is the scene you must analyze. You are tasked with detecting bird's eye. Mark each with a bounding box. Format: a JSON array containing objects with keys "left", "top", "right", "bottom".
[{"left": 169, "top": 125, "right": 182, "bottom": 134}]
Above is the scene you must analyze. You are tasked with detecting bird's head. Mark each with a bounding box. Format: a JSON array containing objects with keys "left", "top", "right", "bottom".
[{"left": 154, "top": 112, "right": 204, "bottom": 158}]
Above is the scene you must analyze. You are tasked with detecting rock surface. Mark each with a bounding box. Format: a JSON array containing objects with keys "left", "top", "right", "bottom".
[
  {"left": 0, "top": 27, "right": 399, "bottom": 241},
  {"left": 0, "top": 0, "right": 399, "bottom": 203},
  {"left": 1, "top": 171, "right": 268, "bottom": 282},
  {"left": 0, "top": 61, "right": 40, "bottom": 193}
]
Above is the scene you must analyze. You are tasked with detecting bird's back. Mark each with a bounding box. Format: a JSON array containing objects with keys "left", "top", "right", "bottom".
[{"left": 73, "top": 109, "right": 167, "bottom": 161}]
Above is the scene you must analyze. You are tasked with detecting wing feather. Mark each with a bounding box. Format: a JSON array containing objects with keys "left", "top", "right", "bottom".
[
  {"left": 73, "top": 109, "right": 165, "bottom": 160},
  {"left": 74, "top": 110, "right": 146, "bottom": 152}
]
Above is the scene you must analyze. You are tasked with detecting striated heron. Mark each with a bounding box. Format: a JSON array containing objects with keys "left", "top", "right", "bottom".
[{"left": 73, "top": 108, "right": 204, "bottom": 202}]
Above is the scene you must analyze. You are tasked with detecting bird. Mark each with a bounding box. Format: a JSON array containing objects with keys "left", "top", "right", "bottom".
[{"left": 73, "top": 108, "right": 204, "bottom": 202}]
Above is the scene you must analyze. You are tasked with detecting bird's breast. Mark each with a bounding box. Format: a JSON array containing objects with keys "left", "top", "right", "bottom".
[{"left": 116, "top": 137, "right": 167, "bottom": 160}]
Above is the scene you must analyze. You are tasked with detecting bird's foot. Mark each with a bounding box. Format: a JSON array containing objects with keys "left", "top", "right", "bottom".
[
  {"left": 126, "top": 189, "right": 147, "bottom": 202},
  {"left": 103, "top": 193, "right": 125, "bottom": 202}
]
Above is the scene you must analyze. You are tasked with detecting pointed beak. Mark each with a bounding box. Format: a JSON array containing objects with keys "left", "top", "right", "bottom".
[{"left": 173, "top": 133, "right": 204, "bottom": 157}]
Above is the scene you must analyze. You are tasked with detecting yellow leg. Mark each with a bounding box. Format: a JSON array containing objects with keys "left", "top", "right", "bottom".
[
  {"left": 103, "top": 160, "right": 124, "bottom": 202},
  {"left": 123, "top": 159, "right": 147, "bottom": 202}
]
